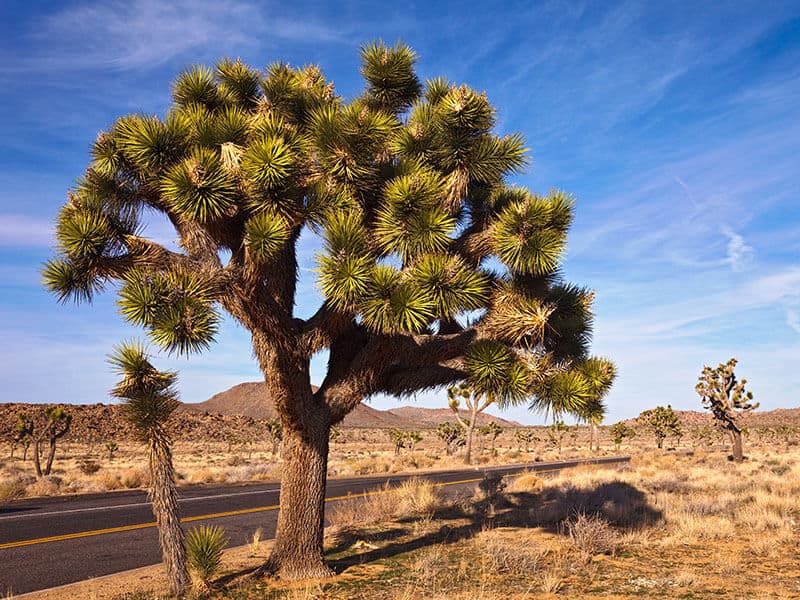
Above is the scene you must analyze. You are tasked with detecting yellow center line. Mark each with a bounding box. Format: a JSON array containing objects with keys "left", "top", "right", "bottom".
[{"left": 0, "top": 463, "right": 601, "bottom": 550}]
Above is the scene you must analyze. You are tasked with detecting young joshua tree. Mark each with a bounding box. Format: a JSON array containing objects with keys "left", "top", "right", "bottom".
[
  {"left": 638, "top": 405, "right": 682, "bottom": 450},
  {"left": 31, "top": 406, "right": 71, "bottom": 478},
  {"left": 572, "top": 358, "right": 616, "bottom": 452},
  {"left": 109, "top": 342, "right": 190, "bottom": 596},
  {"left": 447, "top": 382, "right": 499, "bottom": 464},
  {"left": 44, "top": 42, "right": 605, "bottom": 578},
  {"left": 696, "top": 358, "right": 757, "bottom": 462},
  {"left": 609, "top": 421, "right": 635, "bottom": 452}
]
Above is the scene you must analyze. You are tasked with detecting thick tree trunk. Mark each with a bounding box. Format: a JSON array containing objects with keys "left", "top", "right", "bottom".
[
  {"left": 266, "top": 411, "right": 332, "bottom": 579},
  {"left": 464, "top": 422, "right": 475, "bottom": 465},
  {"left": 148, "top": 437, "right": 189, "bottom": 596},
  {"left": 730, "top": 429, "right": 744, "bottom": 462}
]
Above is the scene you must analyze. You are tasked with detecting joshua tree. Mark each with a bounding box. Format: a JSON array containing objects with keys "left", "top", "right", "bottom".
[
  {"left": 105, "top": 441, "right": 119, "bottom": 461},
  {"left": 436, "top": 421, "right": 466, "bottom": 456},
  {"left": 478, "top": 421, "right": 503, "bottom": 454},
  {"left": 638, "top": 405, "right": 682, "bottom": 450},
  {"left": 571, "top": 358, "right": 616, "bottom": 452},
  {"left": 388, "top": 429, "right": 422, "bottom": 455},
  {"left": 609, "top": 422, "right": 635, "bottom": 452},
  {"left": 109, "top": 342, "right": 189, "bottom": 596},
  {"left": 514, "top": 428, "right": 537, "bottom": 452},
  {"left": 31, "top": 406, "right": 71, "bottom": 478},
  {"left": 264, "top": 418, "right": 283, "bottom": 456},
  {"left": 14, "top": 412, "right": 34, "bottom": 461},
  {"left": 696, "top": 358, "right": 758, "bottom": 462},
  {"left": 44, "top": 42, "right": 606, "bottom": 578},
  {"left": 447, "top": 382, "right": 499, "bottom": 464},
  {"left": 547, "top": 421, "right": 570, "bottom": 455}
]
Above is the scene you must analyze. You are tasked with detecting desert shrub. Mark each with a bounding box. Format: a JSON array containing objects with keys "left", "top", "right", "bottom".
[
  {"left": 120, "top": 468, "right": 148, "bottom": 488},
  {"left": 506, "top": 471, "right": 544, "bottom": 494},
  {"left": 186, "top": 525, "right": 228, "bottom": 588},
  {"left": 78, "top": 459, "right": 102, "bottom": 475},
  {"left": 97, "top": 471, "right": 123, "bottom": 491},
  {"left": 0, "top": 481, "right": 26, "bottom": 500},
  {"left": 226, "top": 454, "right": 246, "bottom": 467},
  {"left": 564, "top": 512, "right": 619, "bottom": 557},
  {"left": 26, "top": 476, "right": 61, "bottom": 497},
  {"left": 329, "top": 478, "right": 443, "bottom": 527},
  {"left": 479, "top": 534, "right": 545, "bottom": 575}
]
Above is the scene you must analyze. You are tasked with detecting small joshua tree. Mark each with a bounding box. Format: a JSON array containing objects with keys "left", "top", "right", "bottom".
[
  {"left": 696, "top": 358, "right": 758, "bottom": 462},
  {"left": 436, "top": 421, "right": 466, "bottom": 456},
  {"left": 478, "top": 421, "right": 503, "bottom": 455},
  {"left": 109, "top": 342, "right": 189, "bottom": 596},
  {"left": 447, "top": 382, "right": 500, "bottom": 464},
  {"left": 638, "top": 405, "right": 682, "bottom": 450},
  {"left": 388, "top": 429, "right": 422, "bottom": 454},
  {"left": 265, "top": 418, "right": 283, "bottom": 456},
  {"left": 31, "top": 406, "right": 71, "bottom": 478},
  {"left": 105, "top": 441, "right": 119, "bottom": 461},
  {"left": 514, "top": 428, "right": 537, "bottom": 452},
  {"left": 14, "top": 412, "right": 34, "bottom": 461},
  {"left": 547, "top": 420, "right": 570, "bottom": 455},
  {"left": 609, "top": 422, "right": 635, "bottom": 452}
]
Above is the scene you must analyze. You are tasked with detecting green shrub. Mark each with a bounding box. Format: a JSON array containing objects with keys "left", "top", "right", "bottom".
[{"left": 186, "top": 525, "right": 228, "bottom": 587}]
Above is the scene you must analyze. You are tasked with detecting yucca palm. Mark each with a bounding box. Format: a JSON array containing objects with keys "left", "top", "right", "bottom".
[
  {"left": 45, "top": 41, "right": 608, "bottom": 578},
  {"left": 108, "top": 342, "right": 189, "bottom": 596}
]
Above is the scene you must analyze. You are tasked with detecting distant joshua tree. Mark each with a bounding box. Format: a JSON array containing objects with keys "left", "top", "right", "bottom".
[
  {"left": 547, "top": 421, "right": 570, "bottom": 455},
  {"left": 105, "top": 441, "right": 119, "bottom": 461},
  {"left": 478, "top": 421, "right": 503, "bottom": 454},
  {"left": 513, "top": 428, "right": 537, "bottom": 452},
  {"left": 14, "top": 412, "right": 34, "bottom": 460},
  {"left": 388, "top": 429, "right": 422, "bottom": 455},
  {"left": 265, "top": 418, "right": 283, "bottom": 456},
  {"left": 638, "top": 406, "right": 682, "bottom": 450},
  {"left": 609, "top": 422, "right": 635, "bottom": 452},
  {"left": 109, "top": 342, "right": 189, "bottom": 596},
  {"left": 436, "top": 421, "right": 466, "bottom": 456},
  {"left": 447, "top": 382, "right": 500, "bottom": 465},
  {"left": 696, "top": 358, "right": 758, "bottom": 462},
  {"left": 31, "top": 406, "right": 71, "bottom": 478}
]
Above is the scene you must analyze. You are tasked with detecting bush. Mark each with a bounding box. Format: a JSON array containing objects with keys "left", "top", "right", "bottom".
[
  {"left": 186, "top": 525, "right": 228, "bottom": 588},
  {"left": 120, "top": 468, "right": 148, "bottom": 489},
  {"left": 564, "top": 512, "right": 619, "bottom": 557},
  {"left": 78, "top": 459, "right": 102, "bottom": 474},
  {"left": 0, "top": 481, "right": 26, "bottom": 501}
]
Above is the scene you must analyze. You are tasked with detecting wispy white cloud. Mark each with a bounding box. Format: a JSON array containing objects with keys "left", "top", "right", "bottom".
[
  {"left": 721, "top": 226, "right": 755, "bottom": 271},
  {"left": 787, "top": 309, "right": 800, "bottom": 335},
  {"left": 0, "top": 214, "right": 53, "bottom": 247},
  {"left": 10, "top": 0, "right": 346, "bottom": 74}
]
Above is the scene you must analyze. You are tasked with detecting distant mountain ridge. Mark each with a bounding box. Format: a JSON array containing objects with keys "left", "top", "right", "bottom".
[{"left": 182, "top": 381, "right": 524, "bottom": 428}]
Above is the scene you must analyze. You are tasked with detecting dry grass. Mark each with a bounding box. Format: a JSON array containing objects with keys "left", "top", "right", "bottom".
[{"left": 328, "top": 477, "right": 443, "bottom": 528}]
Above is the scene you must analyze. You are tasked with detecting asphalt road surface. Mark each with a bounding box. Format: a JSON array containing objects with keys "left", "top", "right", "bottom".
[{"left": 0, "top": 456, "right": 629, "bottom": 595}]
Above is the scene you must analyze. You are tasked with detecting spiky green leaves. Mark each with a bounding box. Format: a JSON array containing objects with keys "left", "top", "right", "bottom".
[
  {"left": 492, "top": 190, "right": 574, "bottom": 275},
  {"left": 118, "top": 269, "right": 219, "bottom": 355},
  {"left": 359, "top": 266, "right": 434, "bottom": 333},
  {"left": 241, "top": 136, "right": 296, "bottom": 191},
  {"left": 161, "top": 148, "right": 236, "bottom": 222},
  {"left": 244, "top": 212, "right": 290, "bottom": 261},
  {"left": 114, "top": 114, "right": 188, "bottom": 173},
  {"left": 216, "top": 58, "right": 261, "bottom": 108},
  {"left": 464, "top": 340, "right": 530, "bottom": 403},
  {"left": 482, "top": 284, "right": 555, "bottom": 346},
  {"left": 42, "top": 258, "right": 103, "bottom": 303},
  {"left": 317, "top": 211, "right": 374, "bottom": 310},
  {"left": 544, "top": 284, "right": 594, "bottom": 360},
  {"left": 375, "top": 166, "right": 456, "bottom": 260},
  {"left": 108, "top": 341, "right": 179, "bottom": 441},
  {"left": 56, "top": 210, "right": 112, "bottom": 259},
  {"left": 172, "top": 65, "right": 221, "bottom": 109},
  {"left": 360, "top": 40, "right": 422, "bottom": 113},
  {"left": 186, "top": 525, "right": 228, "bottom": 584},
  {"left": 411, "top": 254, "right": 489, "bottom": 318}
]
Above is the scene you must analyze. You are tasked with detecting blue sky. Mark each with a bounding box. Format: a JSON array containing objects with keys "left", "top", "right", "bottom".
[{"left": 0, "top": 1, "right": 798, "bottom": 424}]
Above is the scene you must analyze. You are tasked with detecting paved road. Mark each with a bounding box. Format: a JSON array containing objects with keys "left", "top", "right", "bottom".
[{"left": 0, "top": 456, "right": 629, "bottom": 595}]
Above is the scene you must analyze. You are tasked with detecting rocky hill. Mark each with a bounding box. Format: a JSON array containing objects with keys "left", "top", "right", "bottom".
[
  {"left": 387, "top": 406, "right": 523, "bottom": 428},
  {"left": 181, "top": 382, "right": 417, "bottom": 428}
]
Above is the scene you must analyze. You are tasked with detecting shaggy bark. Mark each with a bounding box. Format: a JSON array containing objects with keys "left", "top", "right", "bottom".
[{"left": 148, "top": 437, "right": 190, "bottom": 595}]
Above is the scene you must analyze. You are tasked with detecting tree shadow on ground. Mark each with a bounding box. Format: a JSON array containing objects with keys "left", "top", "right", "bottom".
[{"left": 326, "top": 473, "right": 663, "bottom": 573}]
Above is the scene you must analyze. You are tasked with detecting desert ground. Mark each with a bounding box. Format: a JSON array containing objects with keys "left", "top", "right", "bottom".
[{"left": 2, "top": 408, "right": 800, "bottom": 599}]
